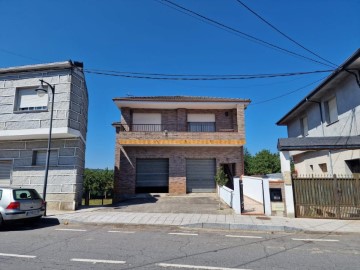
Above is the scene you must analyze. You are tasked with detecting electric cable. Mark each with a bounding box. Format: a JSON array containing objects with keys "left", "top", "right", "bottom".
[
  {"left": 157, "top": 0, "right": 336, "bottom": 68},
  {"left": 234, "top": 0, "right": 338, "bottom": 68}
]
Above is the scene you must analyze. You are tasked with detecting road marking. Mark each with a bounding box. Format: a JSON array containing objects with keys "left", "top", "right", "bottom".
[
  {"left": 71, "top": 258, "right": 126, "bottom": 264},
  {"left": 0, "top": 253, "right": 36, "bottom": 259},
  {"left": 291, "top": 238, "right": 339, "bottom": 242},
  {"left": 168, "top": 233, "right": 198, "bottom": 236},
  {"left": 225, "top": 235, "right": 263, "bottom": 239},
  {"left": 157, "top": 263, "right": 251, "bottom": 270},
  {"left": 55, "top": 229, "right": 87, "bottom": 232},
  {"left": 108, "top": 230, "right": 135, "bottom": 234}
]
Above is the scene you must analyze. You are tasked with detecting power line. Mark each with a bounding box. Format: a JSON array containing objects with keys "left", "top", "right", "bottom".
[
  {"left": 156, "top": 0, "right": 336, "bottom": 68},
  {"left": 250, "top": 77, "right": 326, "bottom": 105},
  {"left": 84, "top": 68, "right": 333, "bottom": 80},
  {"left": 234, "top": 0, "right": 338, "bottom": 68}
]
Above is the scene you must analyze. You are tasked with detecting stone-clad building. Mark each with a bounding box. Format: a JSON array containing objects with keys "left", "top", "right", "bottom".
[
  {"left": 112, "top": 96, "right": 250, "bottom": 201},
  {"left": 0, "top": 61, "right": 88, "bottom": 210}
]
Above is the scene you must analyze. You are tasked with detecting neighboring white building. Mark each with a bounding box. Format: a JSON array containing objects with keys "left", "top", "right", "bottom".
[
  {"left": 277, "top": 49, "right": 360, "bottom": 176},
  {"left": 0, "top": 61, "right": 88, "bottom": 210}
]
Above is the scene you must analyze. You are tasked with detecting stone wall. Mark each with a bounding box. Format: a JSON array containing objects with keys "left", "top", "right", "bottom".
[{"left": 0, "top": 138, "right": 85, "bottom": 210}]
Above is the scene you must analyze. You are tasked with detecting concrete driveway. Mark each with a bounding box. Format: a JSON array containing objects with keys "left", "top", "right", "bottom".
[{"left": 105, "top": 193, "right": 234, "bottom": 215}]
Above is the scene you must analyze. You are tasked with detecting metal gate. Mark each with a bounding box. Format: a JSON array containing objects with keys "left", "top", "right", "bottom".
[
  {"left": 293, "top": 174, "right": 360, "bottom": 219},
  {"left": 186, "top": 159, "right": 216, "bottom": 192},
  {"left": 136, "top": 159, "right": 169, "bottom": 192}
]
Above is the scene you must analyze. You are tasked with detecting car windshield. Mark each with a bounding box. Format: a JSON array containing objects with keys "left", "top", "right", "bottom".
[{"left": 13, "top": 189, "right": 41, "bottom": 200}]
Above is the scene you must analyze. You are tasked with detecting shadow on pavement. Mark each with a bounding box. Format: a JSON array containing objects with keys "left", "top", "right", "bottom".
[{"left": 0, "top": 217, "right": 60, "bottom": 232}]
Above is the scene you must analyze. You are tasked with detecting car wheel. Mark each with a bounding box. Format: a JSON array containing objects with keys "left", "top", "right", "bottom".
[{"left": 0, "top": 214, "right": 3, "bottom": 227}]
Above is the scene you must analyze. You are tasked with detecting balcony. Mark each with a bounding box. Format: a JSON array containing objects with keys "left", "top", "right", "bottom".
[
  {"left": 116, "top": 123, "right": 244, "bottom": 146},
  {"left": 120, "top": 123, "right": 227, "bottom": 132}
]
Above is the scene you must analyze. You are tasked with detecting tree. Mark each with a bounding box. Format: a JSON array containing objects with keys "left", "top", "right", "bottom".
[
  {"left": 243, "top": 147, "right": 252, "bottom": 175},
  {"left": 214, "top": 167, "right": 228, "bottom": 187},
  {"left": 244, "top": 149, "right": 281, "bottom": 175},
  {"left": 83, "top": 168, "right": 114, "bottom": 205}
]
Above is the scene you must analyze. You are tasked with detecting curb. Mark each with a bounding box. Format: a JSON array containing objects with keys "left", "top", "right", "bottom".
[
  {"left": 49, "top": 216, "right": 303, "bottom": 233},
  {"left": 184, "top": 222, "right": 303, "bottom": 233}
]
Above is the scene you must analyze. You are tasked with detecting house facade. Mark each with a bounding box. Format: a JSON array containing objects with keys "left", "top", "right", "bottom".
[
  {"left": 277, "top": 49, "right": 360, "bottom": 175},
  {"left": 0, "top": 61, "right": 88, "bottom": 210},
  {"left": 112, "top": 96, "right": 250, "bottom": 201}
]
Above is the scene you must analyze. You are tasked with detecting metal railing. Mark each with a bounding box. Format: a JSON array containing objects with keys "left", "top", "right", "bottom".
[{"left": 119, "top": 122, "right": 225, "bottom": 132}]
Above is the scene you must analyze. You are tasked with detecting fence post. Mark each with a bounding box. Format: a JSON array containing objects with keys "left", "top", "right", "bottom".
[
  {"left": 262, "top": 179, "right": 272, "bottom": 216},
  {"left": 354, "top": 173, "right": 360, "bottom": 208},
  {"left": 233, "top": 176, "right": 242, "bottom": 215},
  {"left": 280, "top": 151, "right": 295, "bottom": 217},
  {"left": 333, "top": 174, "right": 340, "bottom": 219}
]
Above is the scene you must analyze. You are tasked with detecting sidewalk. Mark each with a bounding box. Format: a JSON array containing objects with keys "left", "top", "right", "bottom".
[{"left": 46, "top": 207, "right": 360, "bottom": 234}]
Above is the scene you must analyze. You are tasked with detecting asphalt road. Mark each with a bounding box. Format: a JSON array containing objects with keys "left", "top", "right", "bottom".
[{"left": 0, "top": 219, "right": 359, "bottom": 270}]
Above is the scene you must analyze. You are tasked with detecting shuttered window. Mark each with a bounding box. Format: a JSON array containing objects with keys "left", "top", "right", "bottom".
[
  {"left": 15, "top": 88, "right": 48, "bottom": 112},
  {"left": 325, "top": 97, "right": 338, "bottom": 124},
  {"left": 0, "top": 160, "right": 12, "bottom": 186},
  {"left": 33, "top": 150, "right": 58, "bottom": 166},
  {"left": 187, "top": 114, "right": 216, "bottom": 132},
  {"left": 132, "top": 113, "right": 161, "bottom": 131}
]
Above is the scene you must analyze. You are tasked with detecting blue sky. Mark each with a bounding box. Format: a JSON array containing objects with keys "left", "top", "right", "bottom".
[{"left": 1, "top": 0, "right": 359, "bottom": 168}]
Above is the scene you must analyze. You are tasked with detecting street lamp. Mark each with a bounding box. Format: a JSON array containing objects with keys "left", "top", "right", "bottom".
[{"left": 35, "top": 79, "right": 55, "bottom": 216}]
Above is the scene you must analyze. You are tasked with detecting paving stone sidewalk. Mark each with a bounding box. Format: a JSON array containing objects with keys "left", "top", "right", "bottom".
[{"left": 46, "top": 208, "right": 360, "bottom": 234}]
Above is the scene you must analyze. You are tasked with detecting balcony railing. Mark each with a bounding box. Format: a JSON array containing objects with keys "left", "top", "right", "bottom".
[{"left": 119, "top": 122, "right": 233, "bottom": 132}]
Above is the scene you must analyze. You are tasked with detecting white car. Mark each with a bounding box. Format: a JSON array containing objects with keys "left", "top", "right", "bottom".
[{"left": 0, "top": 187, "right": 45, "bottom": 226}]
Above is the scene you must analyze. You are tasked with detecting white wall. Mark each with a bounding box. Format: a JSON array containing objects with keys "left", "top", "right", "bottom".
[{"left": 242, "top": 176, "right": 264, "bottom": 203}]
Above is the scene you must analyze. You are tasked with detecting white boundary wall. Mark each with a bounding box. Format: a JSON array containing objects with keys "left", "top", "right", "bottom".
[{"left": 242, "top": 176, "right": 271, "bottom": 216}]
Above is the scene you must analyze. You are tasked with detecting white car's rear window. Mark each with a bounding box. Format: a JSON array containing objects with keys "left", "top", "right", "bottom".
[{"left": 13, "top": 189, "right": 41, "bottom": 200}]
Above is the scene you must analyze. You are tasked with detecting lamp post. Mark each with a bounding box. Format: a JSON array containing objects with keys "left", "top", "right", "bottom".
[{"left": 35, "top": 79, "right": 55, "bottom": 216}]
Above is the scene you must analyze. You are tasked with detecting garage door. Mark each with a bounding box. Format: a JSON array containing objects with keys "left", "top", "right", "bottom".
[
  {"left": 0, "top": 160, "right": 12, "bottom": 186},
  {"left": 186, "top": 159, "right": 216, "bottom": 192},
  {"left": 136, "top": 159, "right": 169, "bottom": 192}
]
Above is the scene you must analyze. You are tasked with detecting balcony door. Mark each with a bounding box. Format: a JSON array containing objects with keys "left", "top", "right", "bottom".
[
  {"left": 187, "top": 113, "right": 215, "bottom": 132},
  {"left": 132, "top": 113, "right": 161, "bottom": 131}
]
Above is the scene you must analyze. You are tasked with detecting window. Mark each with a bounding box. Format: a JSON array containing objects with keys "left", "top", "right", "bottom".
[
  {"left": 187, "top": 113, "right": 216, "bottom": 132},
  {"left": 345, "top": 159, "right": 360, "bottom": 173},
  {"left": 13, "top": 189, "right": 41, "bottom": 200},
  {"left": 32, "top": 150, "right": 58, "bottom": 166},
  {"left": 300, "top": 116, "right": 308, "bottom": 136},
  {"left": 325, "top": 97, "right": 338, "bottom": 124},
  {"left": 14, "top": 87, "right": 48, "bottom": 112},
  {"left": 0, "top": 190, "right": 2, "bottom": 200},
  {"left": 319, "top": 163, "right": 328, "bottom": 173},
  {"left": 132, "top": 113, "right": 161, "bottom": 131}
]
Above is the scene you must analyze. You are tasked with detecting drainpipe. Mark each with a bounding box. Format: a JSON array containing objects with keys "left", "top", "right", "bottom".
[{"left": 306, "top": 98, "right": 333, "bottom": 175}]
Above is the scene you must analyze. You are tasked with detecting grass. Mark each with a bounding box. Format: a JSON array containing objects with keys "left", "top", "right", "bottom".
[{"left": 82, "top": 198, "right": 113, "bottom": 206}]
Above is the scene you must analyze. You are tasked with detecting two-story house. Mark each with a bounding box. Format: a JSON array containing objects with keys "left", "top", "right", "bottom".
[
  {"left": 112, "top": 96, "right": 250, "bottom": 201},
  {"left": 277, "top": 49, "right": 360, "bottom": 176},
  {"left": 0, "top": 61, "right": 88, "bottom": 210}
]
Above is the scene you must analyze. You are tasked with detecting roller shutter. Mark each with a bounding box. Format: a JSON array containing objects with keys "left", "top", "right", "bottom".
[
  {"left": 0, "top": 160, "right": 12, "bottom": 186},
  {"left": 136, "top": 159, "right": 169, "bottom": 189},
  {"left": 186, "top": 159, "right": 216, "bottom": 192}
]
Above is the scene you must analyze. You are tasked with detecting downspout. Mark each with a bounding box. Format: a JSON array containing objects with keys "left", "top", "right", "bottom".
[{"left": 306, "top": 98, "right": 333, "bottom": 175}]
